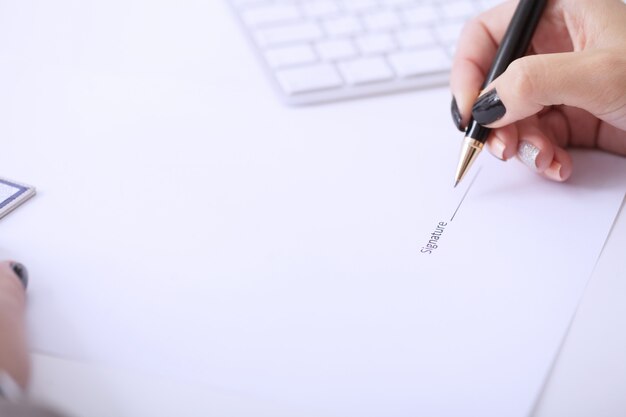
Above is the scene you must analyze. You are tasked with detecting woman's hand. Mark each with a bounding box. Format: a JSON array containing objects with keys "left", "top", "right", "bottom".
[
  {"left": 0, "top": 261, "right": 29, "bottom": 390},
  {"left": 450, "top": 0, "right": 626, "bottom": 181}
]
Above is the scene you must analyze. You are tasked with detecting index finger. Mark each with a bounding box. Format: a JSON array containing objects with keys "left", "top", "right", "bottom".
[{"left": 450, "top": 1, "right": 518, "bottom": 129}]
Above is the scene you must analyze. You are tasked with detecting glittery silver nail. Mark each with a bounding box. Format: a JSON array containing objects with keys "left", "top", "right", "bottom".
[{"left": 518, "top": 141, "right": 540, "bottom": 169}]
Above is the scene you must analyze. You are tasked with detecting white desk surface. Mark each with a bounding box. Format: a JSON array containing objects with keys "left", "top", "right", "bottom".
[{"left": 1, "top": 0, "right": 625, "bottom": 416}]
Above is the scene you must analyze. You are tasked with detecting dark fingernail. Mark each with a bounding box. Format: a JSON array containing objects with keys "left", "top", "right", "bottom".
[
  {"left": 450, "top": 96, "right": 464, "bottom": 132},
  {"left": 472, "top": 89, "right": 506, "bottom": 125},
  {"left": 10, "top": 262, "right": 28, "bottom": 289}
]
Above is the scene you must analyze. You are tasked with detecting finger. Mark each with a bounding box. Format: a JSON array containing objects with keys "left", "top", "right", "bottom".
[
  {"left": 472, "top": 50, "right": 626, "bottom": 128},
  {"left": 0, "top": 261, "right": 28, "bottom": 291},
  {"left": 487, "top": 106, "right": 576, "bottom": 168},
  {"left": 486, "top": 123, "right": 519, "bottom": 161},
  {"left": 486, "top": 114, "right": 556, "bottom": 166},
  {"left": 0, "top": 261, "right": 27, "bottom": 311},
  {"left": 514, "top": 117, "right": 573, "bottom": 182},
  {"left": 541, "top": 146, "right": 573, "bottom": 182},
  {"left": 537, "top": 107, "right": 569, "bottom": 149},
  {"left": 0, "top": 260, "right": 29, "bottom": 389},
  {"left": 540, "top": 106, "right": 626, "bottom": 158},
  {"left": 450, "top": 1, "right": 517, "bottom": 130},
  {"left": 535, "top": 109, "right": 574, "bottom": 180},
  {"left": 598, "top": 121, "right": 626, "bottom": 156},
  {"left": 515, "top": 119, "right": 555, "bottom": 174}
]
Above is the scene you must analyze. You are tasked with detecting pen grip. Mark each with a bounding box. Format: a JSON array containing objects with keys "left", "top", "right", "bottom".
[
  {"left": 466, "top": 0, "right": 548, "bottom": 143},
  {"left": 483, "top": 0, "right": 548, "bottom": 87}
]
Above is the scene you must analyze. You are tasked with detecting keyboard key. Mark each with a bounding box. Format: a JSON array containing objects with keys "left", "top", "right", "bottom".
[
  {"left": 355, "top": 33, "right": 397, "bottom": 54},
  {"left": 394, "top": 27, "right": 436, "bottom": 48},
  {"left": 362, "top": 10, "right": 401, "bottom": 31},
  {"left": 242, "top": 4, "right": 301, "bottom": 27},
  {"left": 402, "top": 4, "right": 439, "bottom": 25},
  {"left": 316, "top": 39, "right": 358, "bottom": 60},
  {"left": 302, "top": 0, "right": 340, "bottom": 18},
  {"left": 322, "top": 15, "right": 363, "bottom": 36},
  {"left": 276, "top": 64, "right": 343, "bottom": 94},
  {"left": 440, "top": 0, "right": 478, "bottom": 20},
  {"left": 255, "top": 21, "right": 324, "bottom": 47},
  {"left": 265, "top": 44, "right": 318, "bottom": 68},
  {"left": 338, "top": 57, "right": 394, "bottom": 85},
  {"left": 434, "top": 20, "right": 465, "bottom": 44},
  {"left": 388, "top": 48, "right": 450, "bottom": 77}
]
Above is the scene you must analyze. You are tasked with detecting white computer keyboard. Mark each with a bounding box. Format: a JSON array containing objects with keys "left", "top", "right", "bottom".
[{"left": 229, "top": 0, "right": 501, "bottom": 105}]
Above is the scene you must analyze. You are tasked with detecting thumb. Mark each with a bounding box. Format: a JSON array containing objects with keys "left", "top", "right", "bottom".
[{"left": 470, "top": 50, "right": 624, "bottom": 128}]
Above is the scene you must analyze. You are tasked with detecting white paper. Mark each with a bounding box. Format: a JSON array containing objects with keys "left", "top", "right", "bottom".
[{"left": 7, "top": 149, "right": 624, "bottom": 417}]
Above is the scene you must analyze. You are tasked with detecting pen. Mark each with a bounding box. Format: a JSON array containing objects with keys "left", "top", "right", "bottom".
[{"left": 454, "top": 0, "right": 548, "bottom": 187}]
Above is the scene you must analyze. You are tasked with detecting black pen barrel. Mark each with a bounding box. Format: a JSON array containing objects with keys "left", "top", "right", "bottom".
[
  {"left": 466, "top": 0, "right": 548, "bottom": 143},
  {"left": 484, "top": 0, "right": 548, "bottom": 86}
]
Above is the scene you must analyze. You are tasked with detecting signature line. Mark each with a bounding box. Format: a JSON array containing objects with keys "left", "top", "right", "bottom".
[{"left": 450, "top": 167, "right": 482, "bottom": 222}]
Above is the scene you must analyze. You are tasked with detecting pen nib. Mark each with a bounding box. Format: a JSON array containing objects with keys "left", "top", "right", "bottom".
[
  {"left": 454, "top": 179, "right": 460, "bottom": 188},
  {"left": 454, "top": 137, "right": 484, "bottom": 188}
]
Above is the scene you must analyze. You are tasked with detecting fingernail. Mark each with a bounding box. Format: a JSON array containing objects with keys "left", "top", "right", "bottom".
[
  {"left": 492, "top": 138, "right": 507, "bottom": 161},
  {"left": 10, "top": 262, "right": 28, "bottom": 289},
  {"left": 472, "top": 89, "right": 506, "bottom": 125},
  {"left": 545, "top": 160, "right": 564, "bottom": 181},
  {"left": 451, "top": 96, "right": 464, "bottom": 131},
  {"left": 518, "top": 141, "right": 540, "bottom": 170}
]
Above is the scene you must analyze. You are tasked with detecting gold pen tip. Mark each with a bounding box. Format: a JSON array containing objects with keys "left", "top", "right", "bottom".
[
  {"left": 454, "top": 179, "right": 459, "bottom": 188},
  {"left": 454, "top": 137, "right": 484, "bottom": 188}
]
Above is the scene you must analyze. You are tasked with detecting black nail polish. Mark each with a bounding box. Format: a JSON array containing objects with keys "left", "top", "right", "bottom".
[
  {"left": 450, "top": 96, "right": 464, "bottom": 132},
  {"left": 472, "top": 89, "right": 506, "bottom": 125},
  {"left": 10, "top": 262, "right": 28, "bottom": 289}
]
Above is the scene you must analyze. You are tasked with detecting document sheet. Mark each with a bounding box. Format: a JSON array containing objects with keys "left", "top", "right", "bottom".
[{"left": 11, "top": 146, "right": 626, "bottom": 417}]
